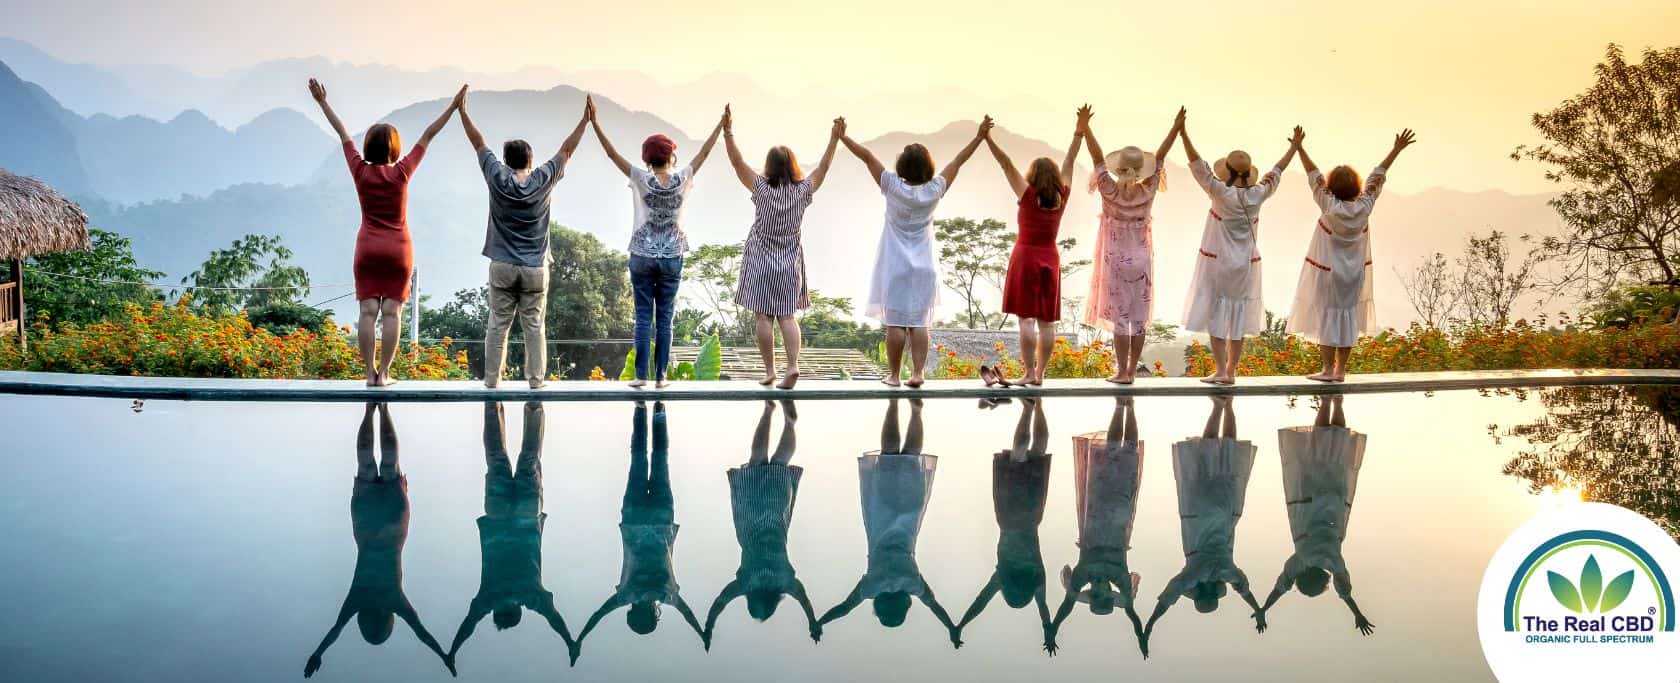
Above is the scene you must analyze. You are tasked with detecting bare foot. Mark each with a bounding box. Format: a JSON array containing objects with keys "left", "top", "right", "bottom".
[
  {"left": 1306, "top": 372, "right": 1336, "bottom": 382},
  {"left": 906, "top": 375, "right": 926, "bottom": 388},
  {"left": 628, "top": 379, "right": 647, "bottom": 388},
  {"left": 880, "top": 377, "right": 901, "bottom": 388},
  {"left": 1199, "top": 374, "right": 1221, "bottom": 384},
  {"left": 759, "top": 373, "right": 776, "bottom": 386},
  {"left": 378, "top": 373, "right": 399, "bottom": 387},
  {"left": 528, "top": 379, "right": 546, "bottom": 389},
  {"left": 1211, "top": 375, "right": 1236, "bottom": 385},
  {"left": 1109, "top": 374, "right": 1135, "bottom": 385},
  {"left": 776, "top": 371, "right": 799, "bottom": 390}
]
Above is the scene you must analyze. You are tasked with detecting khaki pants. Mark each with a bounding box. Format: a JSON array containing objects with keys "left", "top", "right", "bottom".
[{"left": 485, "top": 261, "right": 549, "bottom": 386}]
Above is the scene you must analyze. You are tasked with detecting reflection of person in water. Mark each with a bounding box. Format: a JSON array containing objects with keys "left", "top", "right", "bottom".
[
  {"left": 958, "top": 397, "right": 1055, "bottom": 653},
  {"left": 572, "top": 401, "right": 703, "bottom": 664},
  {"left": 703, "top": 400, "right": 821, "bottom": 648},
  {"left": 1144, "top": 396, "right": 1261, "bottom": 654},
  {"left": 820, "top": 398, "right": 961, "bottom": 648},
  {"left": 306, "top": 403, "right": 451, "bottom": 678},
  {"left": 447, "top": 402, "right": 574, "bottom": 667},
  {"left": 1257, "top": 394, "right": 1374, "bottom": 635},
  {"left": 1051, "top": 397, "right": 1147, "bottom": 655}
]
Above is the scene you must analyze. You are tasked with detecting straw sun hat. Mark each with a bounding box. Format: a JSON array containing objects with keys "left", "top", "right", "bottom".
[
  {"left": 1214, "top": 151, "right": 1259, "bottom": 187},
  {"left": 1102, "top": 146, "right": 1157, "bottom": 185}
]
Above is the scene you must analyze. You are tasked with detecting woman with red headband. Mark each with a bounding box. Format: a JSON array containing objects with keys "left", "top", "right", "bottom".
[{"left": 586, "top": 96, "right": 726, "bottom": 388}]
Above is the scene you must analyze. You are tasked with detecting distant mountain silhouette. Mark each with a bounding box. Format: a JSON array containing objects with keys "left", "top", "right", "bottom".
[{"left": 0, "top": 61, "right": 90, "bottom": 195}]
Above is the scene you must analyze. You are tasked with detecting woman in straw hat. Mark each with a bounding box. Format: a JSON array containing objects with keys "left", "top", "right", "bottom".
[
  {"left": 1179, "top": 116, "right": 1303, "bottom": 384},
  {"left": 1080, "top": 106, "right": 1185, "bottom": 384}
]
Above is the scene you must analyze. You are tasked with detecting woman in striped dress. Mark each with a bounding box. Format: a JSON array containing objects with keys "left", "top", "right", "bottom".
[{"left": 724, "top": 108, "right": 845, "bottom": 389}]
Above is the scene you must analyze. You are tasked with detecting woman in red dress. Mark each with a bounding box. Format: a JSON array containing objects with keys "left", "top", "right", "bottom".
[
  {"left": 979, "top": 110, "right": 1081, "bottom": 386},
  {"left": 309, "top": 79, "right": 463, "bottom": 386}
]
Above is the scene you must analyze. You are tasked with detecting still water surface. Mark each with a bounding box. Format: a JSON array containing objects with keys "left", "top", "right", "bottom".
[{"left": 1, "top": 387, "right": 1674, "bottom": 682}]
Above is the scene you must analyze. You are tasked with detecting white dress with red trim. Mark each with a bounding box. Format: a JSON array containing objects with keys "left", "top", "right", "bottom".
[
  {"left": 1285, "top": 167, "right": 1387, "bottom": 347},
  {"left": 1182, "top": 159, "right": 1283, "bottom": 339}
]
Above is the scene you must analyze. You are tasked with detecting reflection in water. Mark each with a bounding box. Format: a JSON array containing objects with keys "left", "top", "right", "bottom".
[
  {"left": 821, "top": 398, "right": 962, "bottom": 648},
  {"left": 1144, "top": 397, "right": 1262, "bottom": 655},
  {"left": 704, "top": 401, "right": 821, "bottom": 648},
  {"left": 1258, "top": 395, "right": 1375, "bottom": 636},
  {"left": 448, "top": 402, "right": 574, "bottom": 666},
  {"left": 1505, "top": 386, "right": 1680, "bottom": 538},
  {"left": 958, "top": 398, "right": 1055, "bottom": 654},
  {"left": 1053, "top": 397, "right": 1147, "bottom": 655},
  {"left": 573, "top": 402, "right": 705, "bottom": 664},
  {"left": 305, "top": 403, "right": 451, "bottom": 678}
]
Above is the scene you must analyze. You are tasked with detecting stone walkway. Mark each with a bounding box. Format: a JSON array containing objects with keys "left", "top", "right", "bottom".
[{"left": 1, "top": 369, "right": 1675, "bottom": 403}]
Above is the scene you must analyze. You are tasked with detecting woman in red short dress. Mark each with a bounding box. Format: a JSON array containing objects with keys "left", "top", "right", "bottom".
[
  {"left": 980, "top": 110, "right": 1081, "bottom": 386},
  {"left": 309, "top": 79, "right": 463, "bottom": 386}
]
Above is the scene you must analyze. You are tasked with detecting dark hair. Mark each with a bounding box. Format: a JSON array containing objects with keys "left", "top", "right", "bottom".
[
  {"left": 1000, "top": 565, "right": 1044, "bottom": 609},
  {"left": 1296, "top": 567, "right": 1332, "bottom": 597},
  {"left": 493, "top": 605, "right": 523, "bottom": 630},
  {"left": 763, "top": 146, "right": 803, "bottom": 188},
  {"left": 642, "top": 135, "right": 677, "bottom": 168},
  {"left": 895, "top": 144, "right": 936, "bottom": 185},
  {"left": 1025, "top": 157, "right": 1065, "bottom": 210},
  {"left": 627, "top": 601, "right": 660, "bottom": 634},
  {"left": 1327, "top": 165, "right": 1363, "bottom": 201},
  {"left": 363, "top": 124, "right": 402, "bottom": 165},
  {"left": 504, "top": 139, "right": 534, "bottom": 171},
  {"left": 873, "top": 592, "right": 912, "bottom": 627},
  {"left": 746, "top": 590, "right": 784, "bottom": 621},
  {"left": 1192, "top": 582, "right": 1226, "bottom": 614},
  {"left": 358, "top": 609, "right": 396, "bottom": 644}
]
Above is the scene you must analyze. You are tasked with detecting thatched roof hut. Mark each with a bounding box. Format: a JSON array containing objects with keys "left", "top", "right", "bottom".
[{"left": 0, "top": 168, "right": 89, "bottom": 261}]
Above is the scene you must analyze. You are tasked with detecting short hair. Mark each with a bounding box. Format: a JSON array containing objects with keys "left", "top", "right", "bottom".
[
  {"left": 493, "top": 605, "right": 523, "bottom": 630},
  {"left": 763, "top": 146, "right": 803, "bottom": 188},
  {"left": 896, "top": 144, "right": 936, "bottom": 185},
  {"left": 358, "top": 609, "right": 396, "bottom": 644},
  {"left": 504, "top": 139, "right": 534, "bottom": 171},
  {"left": 1025, "top": 157, "right": 1065, "bottom": 210},
  {"left": 363, "top": 124, "right": 401, "bottom": 165},
  {"left": 1193, "top": 581, "right": 1227, "bottom": 613},
  {"left": 746, "top": 590, "right": 784, "bottom": 621},
  {"left": 1327, "top": 165, "right": 1363, "bottom": 201},
  {"left": 1296, "top": 567, "right": 1332, "bottom": 597},
  {"left": 873, "top": 592, "right": 912, "bottom": 627},
  {"left": 641, "top": 135, "right": 677, "bottom": 167},
  {"left": 627, "top": 601, "right": 660, "bottom": 634}
]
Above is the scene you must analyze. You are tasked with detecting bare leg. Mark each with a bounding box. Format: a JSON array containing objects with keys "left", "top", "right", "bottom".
[
  {"left": 377, "top": 402, "right": 401, "bottom": 479},
  {"left": 755, "top": 313, "right": 776, "bottom": 385},
  {"left": 883, "top": 327, "right": 906, "bottom": 387},
  {"left": 1129, "top": 334, "right": 1146, "bottom": 381},
  {"left": 1203, "top": 336, "right": 1227, "bottom": 384},
  {"left": 1202, "top": 396, "right": 1223, "bottom": 439},
  {"left": 377, "top": 298, "right": 402, "bottom": 386},
  {"left": 1329, "top": 394, "right": 1347, "bottom": 427},
  {"left": 1314, "top": 396, "right": 1333, "bottom": 427},
  {"left": 1036, "top": 323, "right": 1055, "bottom": 384},
  {"left": 1123, "top": 396, "right": 1138, "bottom": 442},
  {"left": 776, "top": 315, "right": 802, "bottom": 389},
  {"left": 881, "top": 399, "right": 902, "bottom": 453},
  {"left": 1220, "top": 396, "right": 1237, "bottom": 439},
  {"left": 771, "top": 399, "right": 798, "bottom": 465},
  {"left": 356, "top": 402, "right": 378, "bottom": 480},
  {"left": 1334, "top": 347, "right": 1353, "bottom": 381},
  {"left": 903, "top": 398, "right": 925, "bottom": 454},
  {"left": 1308, "top": 344, "right": 1335, "bottom": 382},
  {"left": 1009, "top": 397, "right": 1034, "bottom": 461},
  {"left": 1017, "top": 319, "right": 1038, "bottom": 385},
  {"left": 749, "top": 400, "right": 774, "bottom": 466},
  {"left": 907, "top": 328, "right": 930, "bottom": 387},
  {"left": 1028, "top": 397, "right": 1049, "bottom": 457},
  {"left": 1224, "top": 338, "right": 1245, "bottom": 384},
  {"left": 357, "top": 299, "right": 379, "bottom": 386}
]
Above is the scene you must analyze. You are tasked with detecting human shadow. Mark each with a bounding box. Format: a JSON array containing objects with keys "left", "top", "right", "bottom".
[
  {"left": 1256, "top": 394, "right": 1374, "bottom": 636},
  {"left": 702, "top": 400, "right": 821, "bottom": 649},
  {"left": 1050, "top": 397, "right": 1148, "bottom": 656},
  {"left": 819, "top": 398, "right": 961, "bottom": 648},
  {"left": 446, "top": 402, "right": 575, "bottom": 670},
  {"left": 305, "top": 402, "right": 451, "bottom": 678},
  {"left": 1142, "top": 396, "right": 1262, "bottom": 656},
  {"left": 957, "top": 397, "right": 1055, "bottom": 654},
  {"left": 570, "top": 401, "right": 704, "bottom": 665}
]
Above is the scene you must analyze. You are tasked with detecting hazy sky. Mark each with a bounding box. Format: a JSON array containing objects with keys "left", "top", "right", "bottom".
[{"left": 8, "top": 0, "right": 1679, "bottom": 193}]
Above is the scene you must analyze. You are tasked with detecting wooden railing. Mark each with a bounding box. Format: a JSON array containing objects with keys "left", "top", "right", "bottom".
[{"left": 0, "top": 281, "right": 16, "bottom": 329}]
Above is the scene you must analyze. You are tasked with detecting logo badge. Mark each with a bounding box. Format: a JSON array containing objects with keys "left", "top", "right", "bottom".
[{"left": 1478, "top": 503, "right": 1680, "bottom": 680}]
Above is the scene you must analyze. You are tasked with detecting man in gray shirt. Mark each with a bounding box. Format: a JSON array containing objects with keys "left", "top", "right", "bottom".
[{"left": 459, "top": 90, "right": 589, "bottom": 388}]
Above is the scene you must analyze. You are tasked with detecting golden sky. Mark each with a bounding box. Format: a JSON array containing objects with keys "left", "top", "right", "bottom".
[{"left": 11, "top": 0, "right": 1680, "bottom": 192}]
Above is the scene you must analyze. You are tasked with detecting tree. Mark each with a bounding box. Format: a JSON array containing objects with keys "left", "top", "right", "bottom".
[
  {"left": 683, "top": 243, "right": 746, "bottom": 334},
  {"left": 800, "top": 290, "right": 886, "bottom": 351},
  {"left": 184, "top": 234, "right": 310, "bottom": 313},
  {"left": 1516, "top": 44, "right": 1680, "bottom": 299},
  {"left": 935, "top": 217, "right": 1014, "bottom": 329},
  {"left": 1397, "top": 252, "right": 1462, "bottom": 328},
  {"left": 19, "top": 228, "right": 162, "bottom": 325},
  {"left": 1057, "top": 237, "right": 1092, "bottom": 332},
  {"left": 1457, "top": 230, "right": 1541, "bottom": 325}
]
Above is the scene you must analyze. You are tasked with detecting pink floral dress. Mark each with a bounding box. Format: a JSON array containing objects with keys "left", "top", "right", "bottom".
[{"left": 1083, "top": 162, "right": 1164, "bottom": 336}]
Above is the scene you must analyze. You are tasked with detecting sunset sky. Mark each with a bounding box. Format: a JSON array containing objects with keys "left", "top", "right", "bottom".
[{"left": 8, "top": 0, "right": 1679, "bottom": 193}]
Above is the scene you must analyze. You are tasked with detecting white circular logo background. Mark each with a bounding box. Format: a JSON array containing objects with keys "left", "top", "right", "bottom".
[{"left": 1477, "top": 502, "right": 1680, "bottom": 681}]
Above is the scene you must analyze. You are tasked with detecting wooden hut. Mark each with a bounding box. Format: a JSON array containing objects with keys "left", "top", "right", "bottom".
[{"left": 0, "top": 168, "right": 90, "bottom": 348}]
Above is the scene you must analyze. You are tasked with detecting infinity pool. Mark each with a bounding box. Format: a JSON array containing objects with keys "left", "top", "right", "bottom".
[{"left": 1, "top": 387, "right": 1674, "bottom": 682}]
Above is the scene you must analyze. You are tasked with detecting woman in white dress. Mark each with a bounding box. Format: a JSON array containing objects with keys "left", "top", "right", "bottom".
[
  {"left": 1144, "top": 396, "right": 1262, "bottom": 655},
  {"left": 1050, "top": 397, "right": 1147, "bottom": 656},
  {"left": 1257, "top": 394, "right": 1375, "bottom": 636},
  {"left": 1179, "top": 117, "right": 1303, "bottom": 384},
  {"left": 820, "top": 399, "right": 962, "bottom": 647},
  {"left": 840, "top": 119, "right": 990, "bottom": 387},
  {"left": 1288, "top": 130, "right": 1417, "bottom": 382}
]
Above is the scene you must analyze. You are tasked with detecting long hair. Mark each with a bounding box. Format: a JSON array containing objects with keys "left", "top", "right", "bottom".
[
  {"left": 895, "top": 144, "right": 935, "bottom": 185},
  {"left": 763, "top": 146, "right": 803, "bottom": 188},
  {"left": 1327, "top": 165, "right": 1363, "bottom": 201},
  {"left": 363, "top": 124, "right": 401, "bottom": 165},
  {"left": 1025, "top": 157, "right": 1064, "bottom": 210}
]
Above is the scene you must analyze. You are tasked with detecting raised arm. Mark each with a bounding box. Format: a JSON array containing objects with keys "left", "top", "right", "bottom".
[
  {"left": 984, "top": 131, "right": 1028, "bottom": 197},
  {"left": 587, "top": 96, "right": 634, "bottom": 178},
  {"left": 447, "top": 598, "right": 491, "bottom": 661},
  {"left": 558, "top": 104, "right": 589, "bottom": 162},
  {"left": 396, "top": 599, "right": 454, "bottom": 675},
  {"left": 839, "top": 134, "right": 887, "bottom": 188},
  {"left": 1080, "top": 106, "right": 1106, "bottom": 169},
  {"left": 1379, "top": 128, "right": 1416, "bottom": 170},
  {"left": 1060, "top": 107, "right": 1086, "bottom": 186},
  {"left": 1156, "top": 107, "right": 1186, "bottom": 162},
  {"left": 533, "top": 593, "right": 577, "bottom": 648},
  {"left": 458, "top": 92, "right": 487, "bottom": 152},
  {"left": 1271, "top": 126, "right": 1304, "bottom": 173},
  {"left": 307, "top": 79, "right": 353, "bottom": 145},
  {"left": 1345, "top": 594, "right": 1375, "bottom": 636},
  {"left": 818, "top": 581, "right": 866, "bottom": 625},
  {"left": 939, "top": 117, "right": 991, "bottom": 187},
  {"left": 702, "top": 579, "right": 744, "bottom": 649},
  {"left": 673, "top": 594, "right": 706, "bottom": 643},
  {"left": 957, "top": 573, "right": 1002, "bottom": 628},
  {"left": 1178, "top": 116, "right": 1202, "bottom": 163},
  {"left": 807, "top": 117, "right": 845, "bottom": 193},
  {"left": 918, "top": 581, "right": 963, "bottom": 649},
  {"left": 790, "top": 580, "right": 822, "bottom": 642},
  {"left": 1297, "top": 140, "right": 1318, "bottom": 174},
  {"left": 416, "top": 85, "right": 466, "bottom": 149},
  {"left": 687, "top": 107, "right": 727, "bottom": 175},
  {"left": 721, "top": 106, "right": 756, "bottom": 190},
  {"left": 303, "top": 598, "right": 356, "bottom": 678}
]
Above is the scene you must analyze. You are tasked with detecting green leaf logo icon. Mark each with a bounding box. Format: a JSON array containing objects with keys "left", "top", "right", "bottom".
[
  {"left": 1549, "top": 571, "right": 1584, "bottom": 613},
  {"left": 1581, "top": 555, "right": 1603, "bottom": 611},
  {"left": 1600, "top": 570, "right": 1636, "bottom": 613}
]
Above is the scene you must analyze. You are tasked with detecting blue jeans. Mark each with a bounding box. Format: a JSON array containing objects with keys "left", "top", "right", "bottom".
[{"left": 629, "top": 255, "right": 683, "bottom": 381}]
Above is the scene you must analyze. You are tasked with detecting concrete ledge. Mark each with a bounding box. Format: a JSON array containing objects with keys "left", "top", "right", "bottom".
[{"left": 1, "top": 369, "right": 1676, "bottom": 403}]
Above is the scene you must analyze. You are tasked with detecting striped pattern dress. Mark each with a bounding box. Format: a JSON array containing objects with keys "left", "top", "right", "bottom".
[{"left": 736, "top": 176, "right": 816, "bottom": 316}]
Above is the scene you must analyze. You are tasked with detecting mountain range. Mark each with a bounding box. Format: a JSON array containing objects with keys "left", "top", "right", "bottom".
[{"left": 0, "top": 39, "right": 1567, "bottom": 329}]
